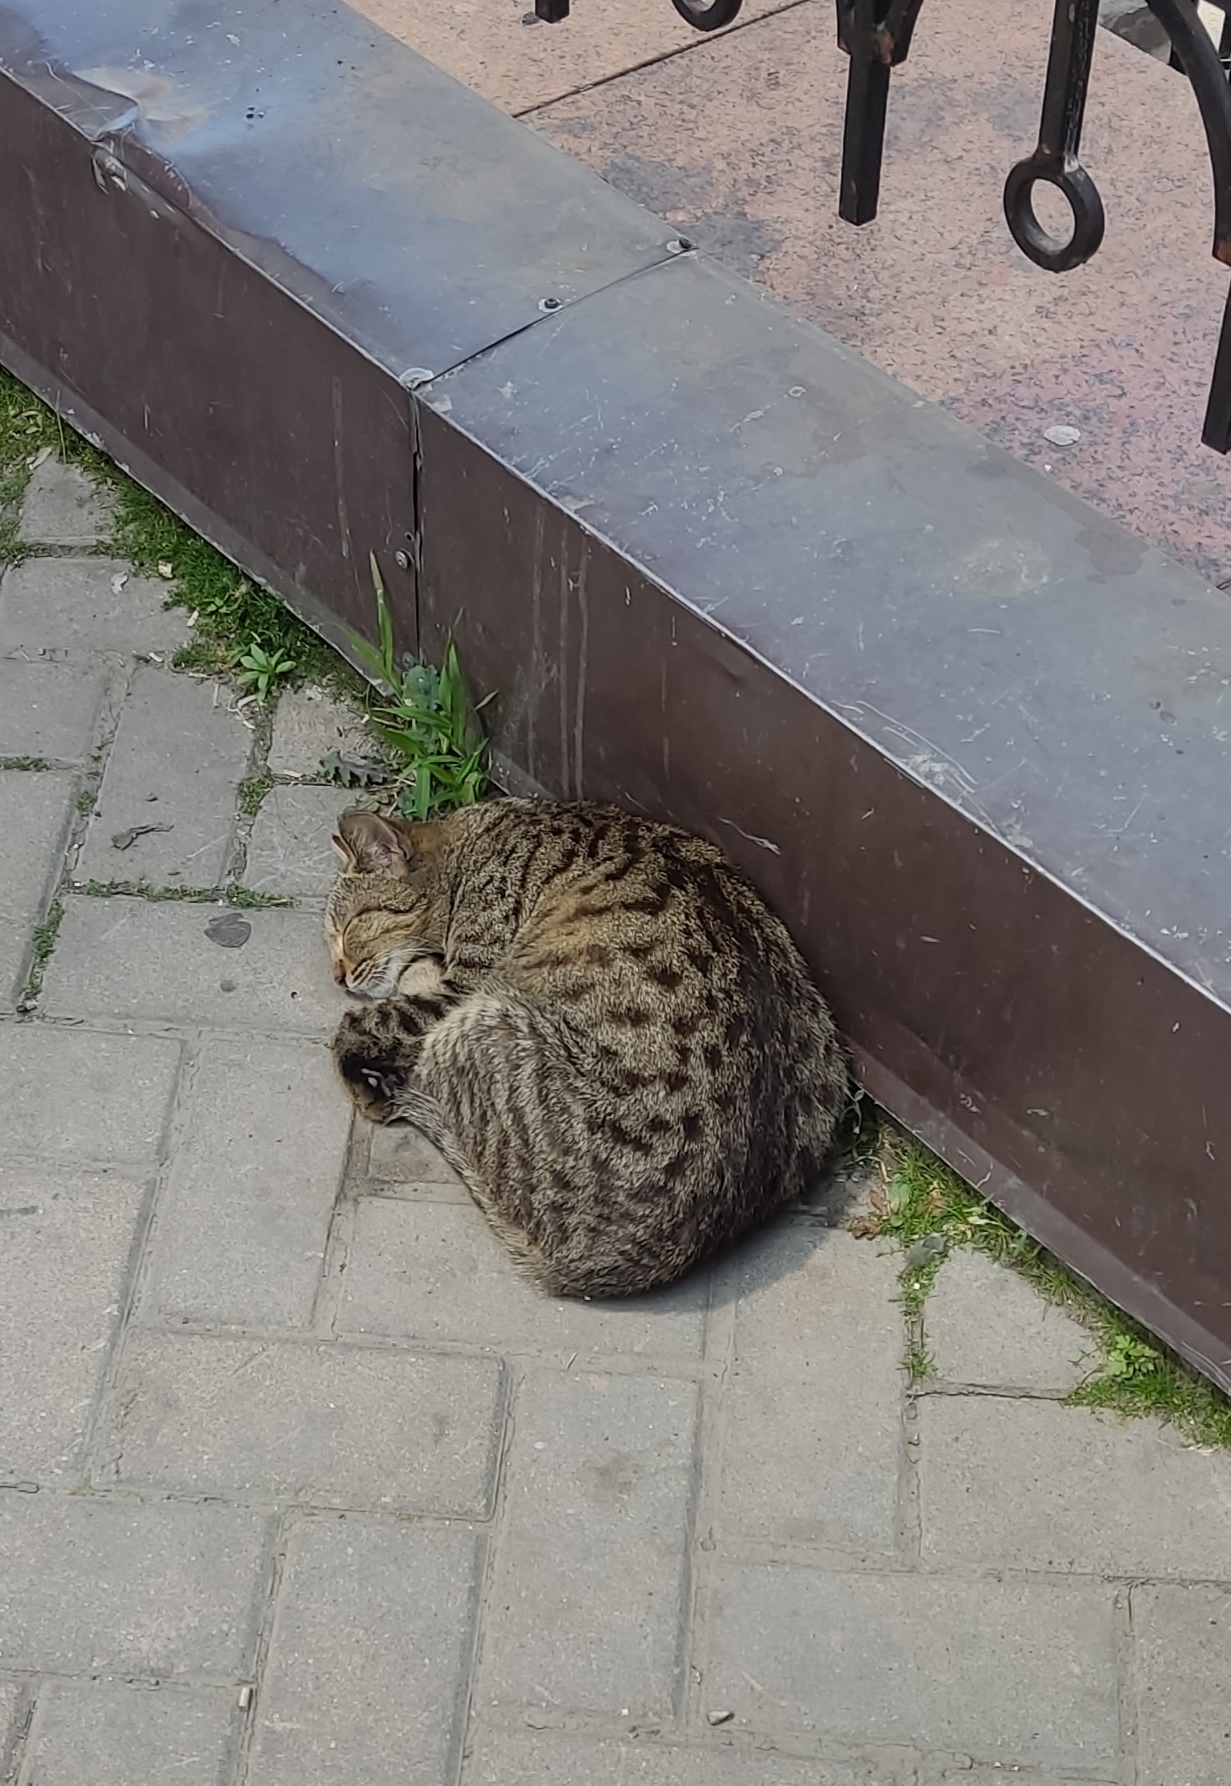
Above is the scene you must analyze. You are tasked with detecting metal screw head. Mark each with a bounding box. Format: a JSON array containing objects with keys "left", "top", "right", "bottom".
[
  {"left": 394, "top": 550, "right": 410, "bottom": 570},
  {"left": 538, "top": 296, "right": 562, "bottom": 312},
  {"left": 91, "top": 148, "right": 127, "bottom": 194},
  {"left": 665, "top": 237, "right": 693, "bottom": 255}
]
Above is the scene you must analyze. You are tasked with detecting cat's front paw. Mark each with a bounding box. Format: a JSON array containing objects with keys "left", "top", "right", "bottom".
[{"left": 332, "top": 1007, "right": 414, "bottom": 1122}]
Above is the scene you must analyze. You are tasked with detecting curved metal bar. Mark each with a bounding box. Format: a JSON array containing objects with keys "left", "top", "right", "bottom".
[
  {"left": 1002, "top": 0, "right": 1104, "bottom": 272},
  {"left": 1146, "top": 0, "right": 1231, "bottom": 265},
  {"left": 671, "top": 0, "right": 744, "bottom": 31},
  {"left": 833, "top": 0, "right": 926, "bottom": 224}
]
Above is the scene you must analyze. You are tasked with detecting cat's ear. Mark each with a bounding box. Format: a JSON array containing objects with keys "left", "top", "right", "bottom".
[{"left": 333, "top": 809, "right": 412, "bottom": 879}]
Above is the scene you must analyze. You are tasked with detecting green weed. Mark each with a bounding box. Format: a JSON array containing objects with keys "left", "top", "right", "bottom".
[
  {"left": 238, "top": 772, "right": 273, "bottom": 818},
  {"left": 21, "top": 899, "right": 64, "bottom": 1003},
  {"left": 235, "top": 642, "right": 298, "bottom": 701},
  {"left": 350, "top": 554, "right": 490, "bottom": 820},
  {"left": 223, "top": 885, "right": 293, "bottom": 910},
  {"left": 0, "top": 756, "right": 52, "bottom": 772},
  {"left": 109, "top": 485, "right": 338, "bottom": 697}
]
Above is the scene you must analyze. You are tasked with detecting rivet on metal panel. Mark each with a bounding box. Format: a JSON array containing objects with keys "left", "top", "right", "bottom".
[
  {"left": 665, "top": 237, "right": 694, "bottom": 255},
  {"left": 90, "top": 148, "right": 127, "bottom": 195},
  {"left": 394, "top": 550, "right": 411, "bottom": 569},
  {"left": 538, "top": 297, "right": 563, "bottom": 312},
  {"left": 400, "top": 367, "right": 435, "bottom": 390}
]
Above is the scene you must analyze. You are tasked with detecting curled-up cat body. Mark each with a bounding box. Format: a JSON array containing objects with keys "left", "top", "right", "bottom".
[{"left": 327, "top": 799, "right": 846, "bottom": 1297}]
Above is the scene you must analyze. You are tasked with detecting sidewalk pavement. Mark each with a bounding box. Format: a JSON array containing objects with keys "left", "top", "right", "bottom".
[{"left": 1, "top": 458, "right": 1229, "bottom": 1785}]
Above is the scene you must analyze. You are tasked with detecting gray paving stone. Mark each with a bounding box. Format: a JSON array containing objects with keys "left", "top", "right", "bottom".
[
  {"left": 0, "top": 660, "right": 105, "bottom": 760},
  {"left": 1132, "top": 1583, "right": 1231, "bottom": 1786},
  {"left": 0, "top": 1165, "right": 146, "bottom": 1483},
  {"left": 713, "top": 1226, "right": 903, "bottom": 1558},
  {"left": 0, "top": 770, "right": 74, "bottom": 1008},
  {"left": 248, "top": 1514, "right": 481, "bottom": 1786},
  {"left": 17, "top": 1680, "right": 237, "bottom": 1786},
  {"left": 462, "top": 1727, "right": 910, "bottom": 1785},
  {"left": 918, "top": 1395, "right": 1231, "bottom": 1577},
  {"left": 339, "top": 1196, "right": 708, "bottom": 1360},
  {"left": 481, "top": 1371, "right": 699, "bottom": 1720},
  {"left": 267, "top": 685, "right": 373, "bottom": 778},
  {"left": 0, "top": 1674, "right": 31, "bottom": 1785},
  {"left": 704, "top": 1565, "right": 1120, "bottom": 1768},
  {"left": 0, "top": 1025, "right": 179, "bottom": 1162},
  {"left": 244, "top": 784, "right": 353, "bottom": 898},
  {"left": 0, "top": 1493, "right": 272, "bottom": 1676},
  {"left": 0, "top": 557, "right": 188, "bottom": 655},
  {"left": 102, "top": 1332, "right": 505, "bottom": 1516},
  {"left": 367, "top": 1123, "right": 466, "bottom": 1189},
  {"left": 144, "top": 1036, "right": 349, "bottom": 1327},
  {"left": 17, "top": 459, "right": 113, "bottom": 547},
  {"left": 40, "top": 896, "right": 340, "bottom": 1033},
  {"left": 78, "top": 668, "right": 251, "bottom": 886},
  {"left": 924, "top": 1248, "right": 1092, "bottom": 1389}
]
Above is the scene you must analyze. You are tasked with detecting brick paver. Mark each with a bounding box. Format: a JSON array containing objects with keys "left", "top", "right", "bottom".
[
  {"left": 0, "top": 1166, "right": 147, "bottom": 1483},
  {"left": 0, "top": 770, "right": 75, "bottom": 1008},
  {"left": 243, "top": 783, "right": 354, "bottom": 898},
  {"left": 78, "top": 665, "right": 253, "bottom": 887},
  {"left": 247, "top": 1517, "right": 482, "bottom": 1786},
  {"left": 16, "top": 1679, "right": 239, "bottom": 1786},
  {"left": 40, "top": 897, "right": 337, "bottom": 1032},
  {"left": 2, "top": 461, "right": 1229, "bottom": 1783},
  {"left": 0, "top": 660, "right": 105, "bottom": 760},
  {"left": 142, "top": 1035, "right": 350, "bottom": 1326}
]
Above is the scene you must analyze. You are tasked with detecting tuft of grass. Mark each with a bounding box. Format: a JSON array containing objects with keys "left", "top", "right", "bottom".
[
  {"left": 76, "top": 787, "right": 96, "bottom": 814},
  {"left": 74, "top": 878, "right": 293, "bottom": 908},
  {"left": 0, "top": 370, "right": 111, "bottom": 562},
  {"left": 350, "top": 554, "right": 491, "bottom": 820},
  {"left": 863, "top": 1125, "right": 1231, "bottom": 1448},
  {"left": 21, "top": 899, "right": 64, "bottom": 1003},
  {"left": 224, "top": 885, "right": 293, "bottom": 910},
  {"left": 0, "top": 755, "right": 52, "bottom": 772},
  {"left": 109, "top": 482, "right": 338, "bottom": 696},
  {"left": 238, "top": 772, "right": 273, "bottom": 818}
]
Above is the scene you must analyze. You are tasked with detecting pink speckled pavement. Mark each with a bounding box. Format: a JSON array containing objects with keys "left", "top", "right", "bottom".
[{"left": 351, "top": 0, "right": 1231, "bottom": 585}]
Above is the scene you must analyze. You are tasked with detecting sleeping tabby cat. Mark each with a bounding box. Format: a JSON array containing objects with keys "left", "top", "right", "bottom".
[{"left": 327, "top": 800, "right": 846, "bottom": 1297}]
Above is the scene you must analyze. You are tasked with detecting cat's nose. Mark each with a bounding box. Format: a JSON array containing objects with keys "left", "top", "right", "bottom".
[{"left": 332, "top": 961, "right": 348, "bottom": 987}]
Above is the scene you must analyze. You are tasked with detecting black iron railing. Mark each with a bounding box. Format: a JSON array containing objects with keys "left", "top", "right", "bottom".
[{"left": 537, "top": 0, "right": 1231, "bottom": 453}]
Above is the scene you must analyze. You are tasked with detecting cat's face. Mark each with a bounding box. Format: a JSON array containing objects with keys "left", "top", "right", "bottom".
[{"left": 325, "top": 809, "right": 446, "bottom": 1000}]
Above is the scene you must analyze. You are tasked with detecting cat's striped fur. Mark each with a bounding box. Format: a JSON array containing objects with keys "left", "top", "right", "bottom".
[{"left": 327, "top": 800, "right": 846, "bottom": 1297}]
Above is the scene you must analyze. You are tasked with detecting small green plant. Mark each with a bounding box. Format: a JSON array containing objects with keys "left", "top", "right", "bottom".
[
  {"left": 74, "top": 879, "right": 292, "bottom": 908},
  {"left": 21, "top": 899, "right": 64, "bottom": 1003},
  {"left": 0, "top": 755, "right": 52, "bottom": 772},
  {"left": 865, "top": 1125, "right": 1231, "bottom": 1448},
  {"left": 234, "top": 642, "right": 297, "bottom": 702},
  {"left": 237, "top": 772, "right": 273, "bottom": 817},
  {"left": 76, "top": 787, "right": 96, "bottom": 814},
  {"left": 350, "top": 554, "right": 491, "bottom": 820},
  {"left": 224, "top": 884, "right": 295, "bottom": 910}
]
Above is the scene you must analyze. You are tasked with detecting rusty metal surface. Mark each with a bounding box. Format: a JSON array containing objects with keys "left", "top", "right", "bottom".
[{"left": 3, "top": 0, "right": 1231, "bottom": 1388}]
